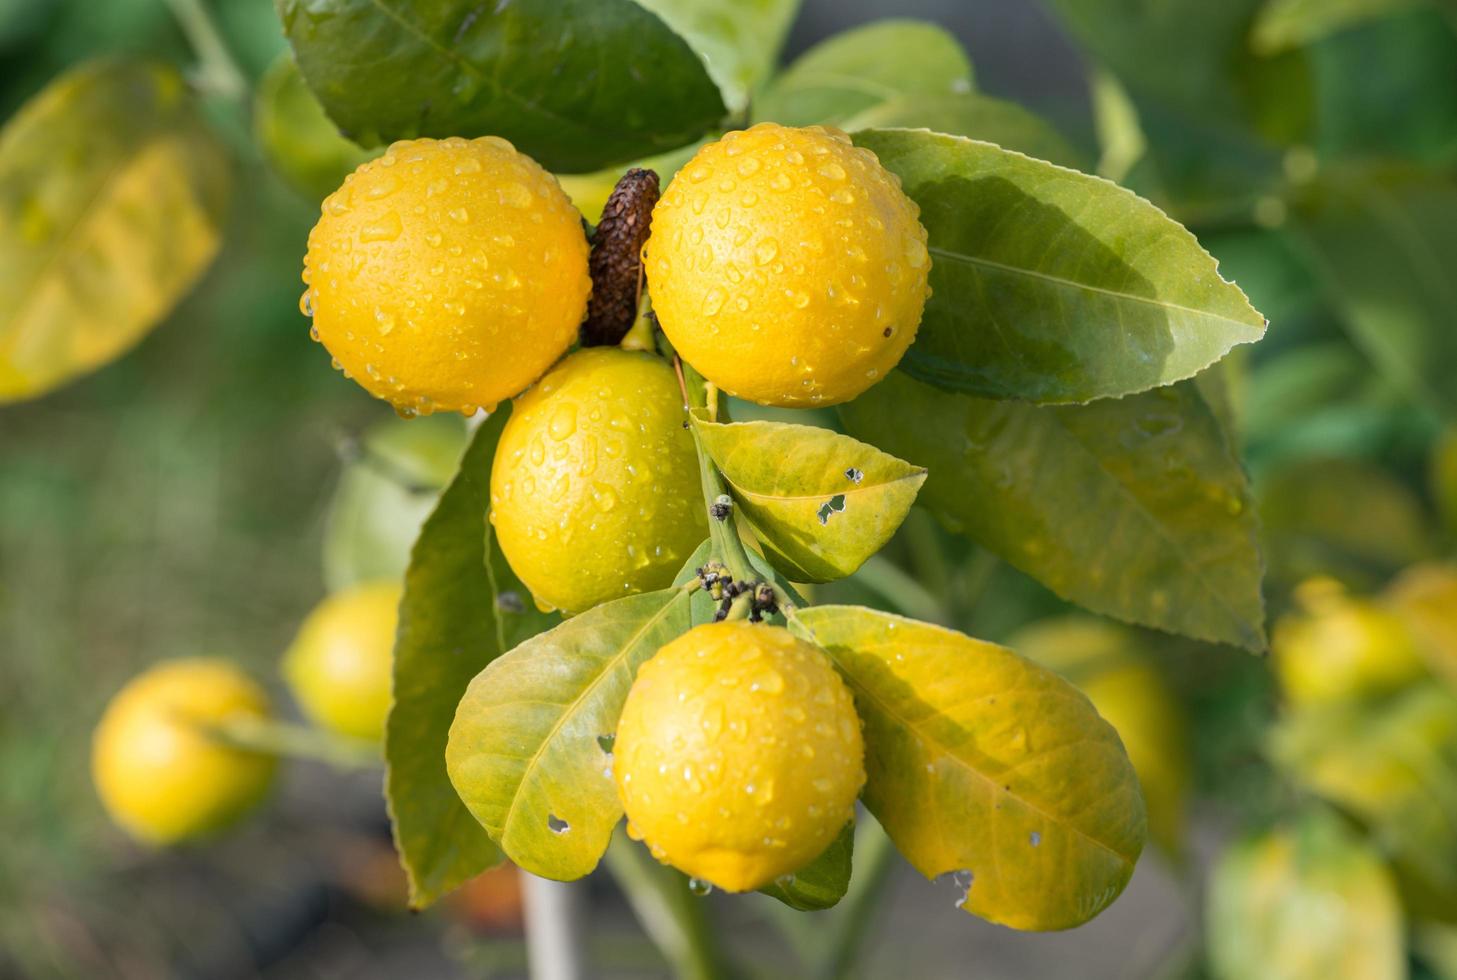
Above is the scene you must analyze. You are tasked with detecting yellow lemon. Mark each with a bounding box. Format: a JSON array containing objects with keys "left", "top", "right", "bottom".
[
  {"left": 92, "top": 658, "right": 276, "bottom": 845},
  {"left": 645, "top": 122, "right": 930, "bottom": 407},
  {"left": 1274, "top": 578, "right": 1428, "bottom": 706},
  {"left": 302, "top": 136, "right": 590, "bottom": 416},
  {"left": 283, "top": 580, "right": 401, "bottom": 742},
  {"left": 614, "top": 622, "right": 865, "bottom": 892},
  {"left": 490, "top": 347, "right": 706, "bottom": 614}
]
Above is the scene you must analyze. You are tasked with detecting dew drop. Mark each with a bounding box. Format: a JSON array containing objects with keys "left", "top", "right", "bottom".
[{"left": 688, "top": 878, "right": 713, "bottom": 897}]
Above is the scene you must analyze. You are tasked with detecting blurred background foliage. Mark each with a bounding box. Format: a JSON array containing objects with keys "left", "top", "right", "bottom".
[{"left": 4, "top": 0, "right": 1457, "bottom": 977}]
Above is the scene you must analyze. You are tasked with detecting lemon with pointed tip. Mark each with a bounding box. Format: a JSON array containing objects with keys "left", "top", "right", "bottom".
[
  {"left": 92, "top": 658, "right": 276, "bottom": 845},
  {"left": 283, "top": 580, "right": 401, "bottom": 742},
  {"left": 614, "top": 622, "right": 865, "bottom": 892},
  {"left": 645, "top": 122, "right": 930, "bottom": 407},
  {"left": 490, "top": 347, "right": 706, "bottom": 614},
  {"left": 302, "top": 136, "right": 590, "bottom": 416}
]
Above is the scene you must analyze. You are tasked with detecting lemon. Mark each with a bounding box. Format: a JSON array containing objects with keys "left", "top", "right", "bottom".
[
  {"left": 92, "top": 658, "right": 276, "bottom": 845},
  {"left": 614, "top": 622, "right": 865, "bottom": 892},
  {"left": 645, "top": 122, "right": 930, "bottom": 407},
  {"left": 490, "top": 347, "right": 706, "bottom": 614},
  {"left": 1274, "top": 578, "right": 1428, "bottom": 706},
  {"left": 302, "top": 136, "right": 591, "bottom": 416},
  {"left": 283, "top": 581, "right": 401, "bottom": 742}
]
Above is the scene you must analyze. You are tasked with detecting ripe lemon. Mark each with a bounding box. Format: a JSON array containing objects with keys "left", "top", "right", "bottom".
[
  {"left": 490, "top": 347, "right": 706, "bottom": 614},
  {"left": 614, "top": 622, "right": 865, "bottom": 892},
  {"left": 283, "top": 581, "right": 401, "bottom": 742},
  {"left": 1274, "top": 578, "right": 1428, "bottom": 706},
  {"left": 92, "top": 658, "right": 276, "bottom": 845},
  {"left": 302, "top": 136, "right": 591, "bottom": 416},
  {"left": 645, "top": 122, "right": 930, "bottom": 407}
]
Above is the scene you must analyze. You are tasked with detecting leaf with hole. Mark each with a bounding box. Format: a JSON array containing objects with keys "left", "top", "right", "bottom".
[
  {"left": 385, "top": 406, "right": 557, "bottom": 908},
  {"left": 278, "top": 0, "right": 726, "bottom": 172},
  {"left": 840, "top": 371, "right": 1266, "bottom": 652},
  {"left": 855, "top": 128, "right": 1266, "bottom": 404},
  {"left": 693, "top": 413, "right": 926, "bottom": 583},
  {"left": 791, "top": 606, "right": 1146, "bottom": 931},
  {"left": 0, "top": 59, "right": 230, "bottom": 402},
  {"left": 446, "top": 587, "right": 692, "bottom": 880}
]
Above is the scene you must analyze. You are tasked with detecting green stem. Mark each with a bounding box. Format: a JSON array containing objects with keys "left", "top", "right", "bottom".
[
  {"left": 202, "top": 714, "right": 380, "bottom": 769},
  {"left": 821, "top": 817, "right": 898, "bottom": 980},
  {"left": 163, "top": 0, "right": 248, "bottom": 103},
  {"left": 678, "top": 359, "right": 757, "bottom": 585},
  {"left": 603, "top": 828, "right": 730, "bottom": 980}
]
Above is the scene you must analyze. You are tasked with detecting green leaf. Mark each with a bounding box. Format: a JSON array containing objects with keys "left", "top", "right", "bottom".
[
  {"left": 635, "top": 0, "right": 801, "bottom": 114},
  {"left": 1291, "top": 171, "right": 1457, "bottom": 418},
  {"left": 692, "top": 413, "right": 926, "bottom": 583},
  {"left": 757, "top": 821, "right": 854, "bottom": 911},
  {"left": 446, "top": 588, "right": 692, "bottom": 880},
  {"left": 1207, "top": 810, "right": 1406, "bottom": 980},
  {"left": 0, "top": 59, "right": 230, "bottom": 402},
  {"left": 277, "top": 0, "right": 726, "bottom": 172},
  {"left": 856, "top": 129, "right": 1265, "bottom": 404},
  {"left": 753, "top": 19, "right": 974, "bottom": 128},
  {"left": 1271, "top": 684, "right": 1457, "bottom": 919},
  {"left": 842, "top": 94, "right": 1084, "bottom": 169},
  {"left": 385, "top": 407, "right": 556, "bottom": 908},
  {"left": 254, "top": 52, "right": 376, "bottom": 201},
  {"left": 1253, "top": 0, "right": 1426, "bottom": 53},
  {"left": 840, "top": 371, "right": 1266, "bottom": 652},
  {"left": 790, "top": 606, "right": 1145, "bottom": 931}
]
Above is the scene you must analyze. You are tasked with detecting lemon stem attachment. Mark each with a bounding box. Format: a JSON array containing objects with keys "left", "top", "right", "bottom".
[{"left": 197, "top": 713, "right": 380, "bottom": 770}]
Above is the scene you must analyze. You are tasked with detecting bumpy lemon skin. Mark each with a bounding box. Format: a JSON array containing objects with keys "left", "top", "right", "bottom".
[
  {"left": 490, "top": 348, "right": 706, "bottom": 614},
  {"left": 91, "top": 658, "right": 276, "bottom": 846},
  {"left": 283, "top": 581, "right": 401, "bottom": 742},
  {"left": 614, "top": 622, "right": 866, "bottom": 892},
  {"left": 302, "top": 136, "right": 591, "bottom": 416},
  {"left": 645, "top": 123, "right": 930, "bottom": 407},
  {"left": 1274, "top": 578, "right": 1428, "bottom": 706}
]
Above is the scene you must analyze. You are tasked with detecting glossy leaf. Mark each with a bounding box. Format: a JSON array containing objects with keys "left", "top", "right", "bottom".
[
  {"left": 636, "top": 0, "right": 800, "bottom": 114},
  {"left": 842, "top": 94, "right": 1084, "bottom": 169},
  {"left": 753, "top": 19, "right": 973, "bottom": 128},
  {"left": 840, "top": 371, "right": 1267, "bottom": 652},
  {"left": 254, "top": 52, "right": 375, "bottom": 200},
  {"left": 791, "top": 606, "right": 1146, "bottom": 931},
  {"left": 1291, "top": 172, "right": 1457, "bottom": 418},
  {"left": 385, "top": 407, "right": 557, "bottom": 908},
  {"left": 856, "top": 129, "right": 1266, "bottom": 404},
  {"left": 693, "top": 413, "right": 926, "bottom": 583},
  {"left": 758, "top": 821, "right": 854, "bottom": 911},
  {"left": 0, "top": 59, "right": 229, "bottom": 402},
  {"left": 1253, "top": 0, "right": 1426, "bottom": 53},
  {"left": 446, "top": 588, "right": 692, "bottom": 880},
  {"left": 1386, "top": 563, "right": 1457, "bottom": 695},
  {"left": 1207, "top": 810, "right": 1406, "bottom": 980},
  {"left": 1271, "top": 684, "right": 1457, "bottom": 919},
  {"left": 278, "top": 0, "right": 726, "bottom": 172}
]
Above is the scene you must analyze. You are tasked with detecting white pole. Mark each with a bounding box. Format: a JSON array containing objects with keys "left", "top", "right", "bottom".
[{"left": 521, "top": 871, "right": 587, "bottom": 980}]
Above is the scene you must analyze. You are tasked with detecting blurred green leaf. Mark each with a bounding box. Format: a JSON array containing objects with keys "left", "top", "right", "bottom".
[
  {"left": 791, "top": 606, "right": 1146, "bottom": 931},
  {"left": 0, "top": 59, "right": 229, "bottom": 402},
  {"left": 841, "top": 371, "right": 1267, "bottom": 652},
  {"left": 856, "top": 129, "right": 1266, "bottom": 404},
  {"left": 757, "top": 820, "right": 853, "bottom": 910},
  {"left": 386, "top": 408, "right": 556, "bottom": 908},
  {"left": 278, "top": 0, "right": 726, "bottom": 172},
  {"left": 753, "top": 19, "right": 973, "bottom": 128},
  {"left": 1436, "top": 427, "right": 1457, "bottom": 537},
  {"left": 1292, "top": 172, "right": 1457, "bottom": 418},
  {"left": 1271, "top": 684, "right": 1457, "bottom": 920},
  {"left": 693, "top": 413, "right": 926, "bottom": 583},
  {"left": 1207, "top": 809, "right": 1406, "bottom": 980},
  {"left": 447, "top": 588, "right": 691, "bottom": 880},
  {"left": 635, "top": 0, "right": 800, "bottom": 114},
  {"left": 844, "top": 94, "right": 1084, "bottom": 169},
  {"left": 1258, "top": 457, "right": 1433, "bottom": 591},
  {"left": 254, "top": 52, "right": 375, "bottom": 200},
  {"left": 322, "top": 413, "right": 467, "bottom": 591},
  {"left": 1253, "top": 0, "right": 1425, "bottom": 53}
]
